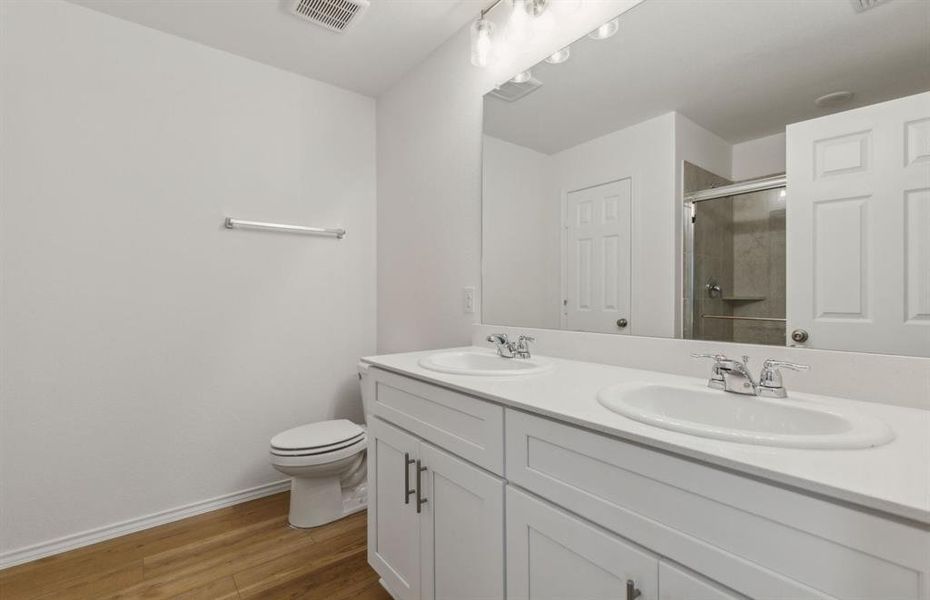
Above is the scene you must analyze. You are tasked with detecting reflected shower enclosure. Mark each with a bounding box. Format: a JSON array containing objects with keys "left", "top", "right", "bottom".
[{"left": 683, "top": 163, "right": 787, "bottom": 346}]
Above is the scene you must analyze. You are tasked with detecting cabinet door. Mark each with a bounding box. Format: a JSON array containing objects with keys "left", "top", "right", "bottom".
[
  {"left": 419, "top": 442, "right": 505, "bottom": 600},
  {"left": 368, "top": 417, "right": 421, "bottom": 600},
  {"left": 659, "top": 563, "right": 745, "bottom": 600},
  {"left": 507, "top": 487, "right": 658, "bottom": 600}
]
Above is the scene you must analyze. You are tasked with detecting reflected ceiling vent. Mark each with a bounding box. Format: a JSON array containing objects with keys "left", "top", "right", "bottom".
[
  {"left": 488, "top": 77, "right": 543, "bottom": 103},
  {"left": 289, "top": 0, "right": 370, "bottom": 32},
  {"left": 850, "top": 0, "right": 892, "bottom": 12}
]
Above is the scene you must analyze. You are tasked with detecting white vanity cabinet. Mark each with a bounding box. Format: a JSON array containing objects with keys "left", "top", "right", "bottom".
[
  {"left": 365, "top": 366, "right": 930, "bottom": 600},
  {"left": 366, "top": 369, "right": 505, "bottom": 600},
  {"left": 506, "top": 486, "right": 659, "bottom": 600},
  {"left": 658, "top": 563, "right": 746, "bottom": 600}
]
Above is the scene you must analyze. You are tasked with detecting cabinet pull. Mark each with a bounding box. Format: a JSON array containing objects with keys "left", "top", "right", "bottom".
[
  {"left": 625, "top": 580, "right": 641, "bottom": 600},
  {"left": 415, "top": 460, "right": 428, "bottom": 514},
  {"left": 404, "top": 453, "right": 415, "bottom": 505}
]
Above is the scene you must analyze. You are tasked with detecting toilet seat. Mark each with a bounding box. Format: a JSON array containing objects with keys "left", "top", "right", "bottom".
[{"left": 270, "top": 419, "right": 366, "bottom": 467}]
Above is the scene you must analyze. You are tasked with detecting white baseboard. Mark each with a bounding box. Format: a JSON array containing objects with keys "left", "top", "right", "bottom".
[{"left": 0, "top": 479, "right": 291, "bottom": 570}]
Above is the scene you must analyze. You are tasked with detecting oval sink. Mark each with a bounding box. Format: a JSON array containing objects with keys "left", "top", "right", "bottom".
[
  {"left": 597, "top": 382, "right": 894, "bottom": 449},
  {"left": 418, "top": 350, "right": 552, "bottom": 376}
]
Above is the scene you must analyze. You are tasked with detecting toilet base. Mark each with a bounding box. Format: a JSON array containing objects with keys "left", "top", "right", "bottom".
[{"left": 287, "top": 477, "right": 368, "bottom": 529}]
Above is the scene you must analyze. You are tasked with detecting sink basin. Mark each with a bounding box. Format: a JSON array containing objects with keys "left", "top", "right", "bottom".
[
  {"left": 597, "top": 382, "right": 894, "bottom": 449},
  {"left": 418, "top": 350, "right": 552, "bottom": 376}
]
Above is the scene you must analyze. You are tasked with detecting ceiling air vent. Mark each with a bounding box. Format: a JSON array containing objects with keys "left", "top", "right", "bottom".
[
  {"left": 488, "top": 77, "right": 543, "bottom": 103},
  {"left": 289, "top": 0, "right": 370, "bottom": 32},
  {"left": 850, "top": 0, "right": 892, "bottom": 12}
]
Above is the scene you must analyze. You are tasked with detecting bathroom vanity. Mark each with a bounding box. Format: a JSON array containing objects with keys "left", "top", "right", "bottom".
[{"left": 362, "top": 349, "right": 930, "bottom": 600}]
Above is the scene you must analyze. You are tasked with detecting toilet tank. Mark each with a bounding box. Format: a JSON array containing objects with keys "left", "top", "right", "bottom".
[{"left": 357, "top": 361, "right": 373, "bottom": 424}]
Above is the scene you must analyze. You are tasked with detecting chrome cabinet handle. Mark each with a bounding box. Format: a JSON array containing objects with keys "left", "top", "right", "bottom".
[
  {"left": 415, "top": 460, "right": 428, "bottom": 514},
  {"left": 404, "top": 453, "right": 415, "bottom": 505},
  {"left": 626, "top": 579, "right": 641, "bottom": 600}
]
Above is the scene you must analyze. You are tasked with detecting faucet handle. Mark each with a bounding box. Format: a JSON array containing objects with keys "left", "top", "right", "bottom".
[
  {"left": 762, "top": 359, "right": 810, "bottom": 372},
  {"left": 758, "top": 359, "right": 810, "bottom": 398},
  {"left": 515, "top": 335, "right": 535, "bottom": 358},
  {"left": 690, "top": 353, "right": 728, "bottom": 363}
]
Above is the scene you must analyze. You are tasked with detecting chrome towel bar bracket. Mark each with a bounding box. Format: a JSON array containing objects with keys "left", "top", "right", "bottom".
[{"left": 224, "top": 217, "right": 345, "bottom": 239}]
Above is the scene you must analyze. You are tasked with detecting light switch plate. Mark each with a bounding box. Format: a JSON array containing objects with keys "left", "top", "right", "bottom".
[{"left": 463, "top": 286, "right": 476, "bottom": 314}]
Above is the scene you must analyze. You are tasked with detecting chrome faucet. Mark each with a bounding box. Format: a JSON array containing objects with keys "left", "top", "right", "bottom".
[
  {"left": 487, "top": 333, "right": 516, "bottom": 358},
  {"left": 692, "top": 354, "right": 808, "bottom": 397},
  {"left": 487, "top": 333, "right": 536, "bottom": 359}
]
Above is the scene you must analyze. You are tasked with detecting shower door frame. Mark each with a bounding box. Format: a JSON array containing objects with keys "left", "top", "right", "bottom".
[{"left": 681, "top": 174, "right": 787, "bottom": 341}]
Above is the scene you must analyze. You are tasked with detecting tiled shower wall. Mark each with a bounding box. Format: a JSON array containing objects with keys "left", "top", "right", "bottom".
[{"left": 685, "top": 162, "right": 786, "bottom": 346}]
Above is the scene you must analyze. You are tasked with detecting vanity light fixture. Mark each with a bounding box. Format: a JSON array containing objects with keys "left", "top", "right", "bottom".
[
  {"left": 545, "top": 46, "right": 571, "bottom": 64},
  {"left": 511, "top": 70, "right": 533, "bottom": 84},
  {"left": 506, "top": 0, "right": 533, "bottom": 43},
  {"left": 470, "top": 18, "right": 495, "bottom": 67},
  {"left": 587, "top": 17, "right": 619, "bottom": 40},
  {"left": 469, "top": 0, "right": 551, "bottom": 68}
]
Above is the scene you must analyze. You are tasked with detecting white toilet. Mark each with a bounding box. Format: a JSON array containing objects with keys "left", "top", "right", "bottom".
[{"left": 269, "top": 363, "right": 372, "bottom": 528}]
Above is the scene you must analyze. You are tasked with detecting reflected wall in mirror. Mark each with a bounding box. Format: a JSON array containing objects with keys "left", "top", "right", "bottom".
[{"left": 481, "top": 0, "right": 930, "bottom": 357}]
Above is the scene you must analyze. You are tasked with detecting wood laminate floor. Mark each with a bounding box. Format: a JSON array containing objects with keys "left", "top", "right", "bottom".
[{"left": 0, "top": 492, "right": 391, "bottom": 600}]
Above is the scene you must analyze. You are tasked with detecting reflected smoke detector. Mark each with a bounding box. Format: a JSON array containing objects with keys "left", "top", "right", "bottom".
[{"left": 815, "top": 91, "right": 855, "bottom": 108}]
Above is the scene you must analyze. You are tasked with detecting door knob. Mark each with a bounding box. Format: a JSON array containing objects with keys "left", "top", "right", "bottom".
[
  {"left": 626, "top": 579, "right": 641, "bottom": 600},
  {"left": 791, "top": 329, "right": 809, "bottom": 343},
  {"left": 616, "top": 318, "right": 628, "bottom": 329}
]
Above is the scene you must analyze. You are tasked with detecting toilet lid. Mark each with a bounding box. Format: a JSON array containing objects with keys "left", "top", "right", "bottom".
[{"left": 271, "top": 419, "right": 364, "bottom": 452}]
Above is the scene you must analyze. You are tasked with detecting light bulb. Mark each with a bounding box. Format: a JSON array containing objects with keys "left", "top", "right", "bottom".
[
  {"left": 587, "top": 18, "right": 619, "bottom": 40},
  {"left": 511, "top": 70, "right": 532, "bottom": 84},
  {"left": 507, "top": 0, "right": 532, "bottom": 44},
  {"left": 470, "top": 18, "right": 495, "bottom": 67},
  {"left": 545, "top": 47, "right": 570, "bottom": 64}
]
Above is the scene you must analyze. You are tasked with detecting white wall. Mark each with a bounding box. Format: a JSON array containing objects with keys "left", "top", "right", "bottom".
[
  {"left": 482, "top": 135, "right": 559, "bottom": 329},
  {"left": 377, "top": 0, "right": 644, "bottom": 353},
  {"left": 732, "top": 132, "right": 787, "bottom": 181},
  {"left": 552, "top": 114, "right": 677, "bottom": 338},
  {"left": 483, "top": 113, "right": 731, "bottom": 339},
  {"left": 0, "top": 0, "right": 376, "bottom": 560}
]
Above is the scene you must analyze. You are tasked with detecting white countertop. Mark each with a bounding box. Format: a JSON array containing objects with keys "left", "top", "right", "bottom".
[{"left": 362, "top": 346, "right": 930, "bottom": 525}]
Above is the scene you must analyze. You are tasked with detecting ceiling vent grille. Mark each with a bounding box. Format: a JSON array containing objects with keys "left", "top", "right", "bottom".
[
  {"left": 850, "top": 0, "right": 892, "bottom": 12},
  {"left": 488, "top": 77, "right": 543, "bottom": 103},
  {"left": 289, "top": 0, "right": 370, "bottom": 32}
]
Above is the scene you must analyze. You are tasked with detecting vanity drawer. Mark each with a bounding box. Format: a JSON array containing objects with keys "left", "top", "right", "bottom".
[
  {"left": 505, "top": 409, "right": 928, "bottom": 600},
  {"left": 368, "top": 368, "right": 504, "bottom": 474}
]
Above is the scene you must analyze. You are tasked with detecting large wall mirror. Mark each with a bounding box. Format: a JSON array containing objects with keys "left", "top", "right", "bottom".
[{"left": 481, "top": 0, "right": 930, "bottom": 357}]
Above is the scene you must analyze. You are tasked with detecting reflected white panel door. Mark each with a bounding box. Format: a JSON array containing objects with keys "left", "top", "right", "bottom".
[
  {"left": 563, "top": 178, "right": 633, "bottom": 334},
  {"left": 506, "top": 487, "right": 658, "bottom": 600},
  {"left": 659, "top": 562, "right": 745, "bottom": 600},
  {"left": 786, "top": 91, "right": 930, "bottom": 356},
  {"left": 419, "top": 442, "right": 504, "bottom": 600},
  {"left": 368, "top": 417, "right": 421, "bottom": 600}
]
